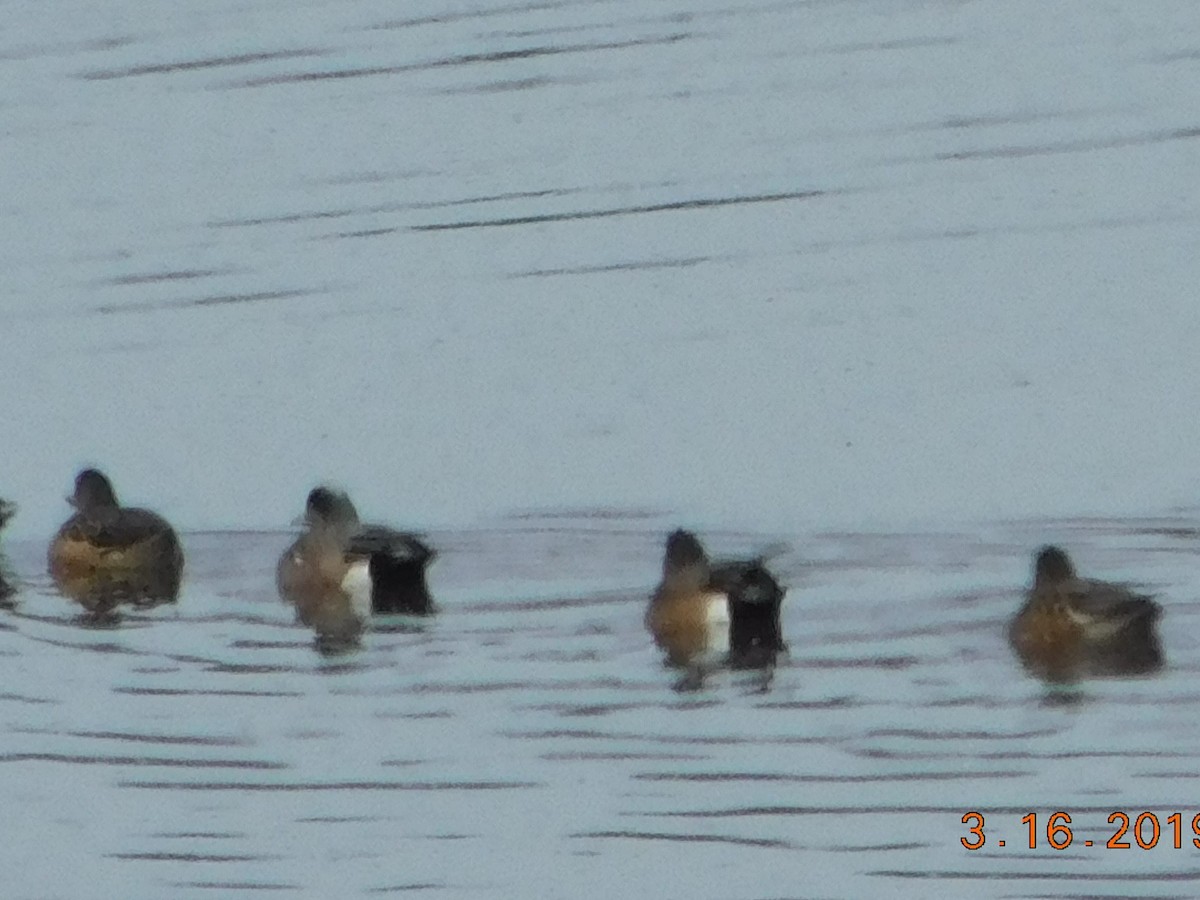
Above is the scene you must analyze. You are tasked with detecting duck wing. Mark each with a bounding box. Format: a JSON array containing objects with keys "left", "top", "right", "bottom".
[
  {"left": 347, "top": 525, "right": 435, "bottom": 565},
  {"left": 63, "top": 507, "right": 176, "bottom": 549},
  {"left": 710, "top": 557, "right": 787, "bottom": 663},
  {"left": 346, "top": 524, "right": 436, "bottom": 615},
  {"left": 710, "top": 558, "right": 784, "bottom": 607},
  {"left": 1063, "top": 578, "right": 1160, "bottom": 638}
]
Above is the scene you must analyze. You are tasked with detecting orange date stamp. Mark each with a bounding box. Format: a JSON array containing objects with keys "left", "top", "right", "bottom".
[{"left": 961, "top": 811, "right": 1200, "bottom": 850}]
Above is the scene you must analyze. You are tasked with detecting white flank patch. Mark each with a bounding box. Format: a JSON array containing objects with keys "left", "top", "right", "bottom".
[
  {"left": 342, "top": 560, "right": 373, "bottom": 623},
  {"left": 704, "top": 592, "right": 731, "bottom": 654},
  {"left": 1062, "top": 604, "right": 1125, "bottom": 640}
]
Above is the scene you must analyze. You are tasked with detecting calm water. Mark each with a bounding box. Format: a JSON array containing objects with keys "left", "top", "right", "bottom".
[
  {"left": 3, "top": 514, "right": 1200, "bottom": 898},
  {"left": 5, "top": 0, "right": 1200, "bottom": 895},
  {"left": 5, "top": 0, "right": 1200, "bottom": 538}
]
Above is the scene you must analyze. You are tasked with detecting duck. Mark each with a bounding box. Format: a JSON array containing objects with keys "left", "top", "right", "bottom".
[
  {"left": 645, "top": 529, "right": 786, "bottom": 668},
  {"left": 1008, "top": 545, "right": 1163, "bottom": 682},
  {"left": 47, "top": 468, "right": 184, "bottom": 609},
  {"left": 277, "top": 486, "right": 436, "bottom": 636}
]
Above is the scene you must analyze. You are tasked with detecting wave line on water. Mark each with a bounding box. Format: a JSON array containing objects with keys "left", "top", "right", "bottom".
[
  {"left": 572, "top": 830, "right": 791, "bottom": 849},
  {"left": 78, "top": 48, "right": 327, "bottom": 80},
  {"left": 871, "top": 869, "right": 1200, "bottom": 882},
  {"left": 229, "top": 34, "right": 690, "bottom": 89},
  {"left": 413, "top": 189, "right": 826, "bottom": 231},
  {"left": 0, "top": 752, "right": 285, "bottom": 769},
  {"left": 648, "top": 803, "right": 1191, "bottom": 818},
  {"left": 120, "top": 779, "right": 541, "bottom": 791}
]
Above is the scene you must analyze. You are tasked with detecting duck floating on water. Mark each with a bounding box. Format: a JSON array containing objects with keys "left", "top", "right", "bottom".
[
  {"left": 48, "top": 469, "right": 184, "bottom": 612},
  {"left": 645, "top": 529, "right": 786, "bottom": 669},
  {"left": 1009, "top": 545, "right": 1163, "bottom": 682},
  {"left": 277, "top": 486, "right": 436, "bottom": 643}
]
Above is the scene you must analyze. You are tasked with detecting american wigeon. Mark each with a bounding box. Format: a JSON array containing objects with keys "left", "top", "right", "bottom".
[
  {"left": 645, "top": 529, "right": 786, "bottom": 668},
  {"left": 47, "top": 469, "right": 184, "bottom": 610},
  {"left": 277, "top": 487, "right": 436, "bottom": 636},
  {"left": 1008, "top": 545, "right": 1163, "bottom": 682}
]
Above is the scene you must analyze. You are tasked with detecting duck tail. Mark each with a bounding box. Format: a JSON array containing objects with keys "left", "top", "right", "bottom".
[
  {"left": 368, "top": 551, "right": 436, "bottom": 615},
  {"left": 726, "top": 562, "right": 787, "bottom": 666},
  {"left": 1095, "top": 596, "right": 1164, "bottom": 675}
]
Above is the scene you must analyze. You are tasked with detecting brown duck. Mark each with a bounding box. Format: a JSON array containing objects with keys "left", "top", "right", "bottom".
[
  {"left": 48, "top": 469, "right": 184, "bottom": 610},
  {"left": 277, "top": 486, "right": 435, "bottom": 642},
  {"left": 1009, "top": 545, "right": 1162, "bottom": 682},
  {"left": 646, "top": 529, "right": 786, "bottom": 668}
]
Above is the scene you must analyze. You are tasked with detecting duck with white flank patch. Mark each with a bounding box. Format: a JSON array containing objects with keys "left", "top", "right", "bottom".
[
  {"left": 646, "top": 529, "right": 786, "bottom": 669},
  {"left": 278, "top": 486, "right": 436, "bottom": 644},
  {"left": 1009, "top": 545, "right": 1163, "bottom": 682}
]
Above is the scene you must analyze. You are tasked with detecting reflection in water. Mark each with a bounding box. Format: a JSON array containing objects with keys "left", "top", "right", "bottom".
[
  {"left": 1038, "top": 685, "right": 1089, "bottom": 709},
  {"left": 671, "top": 657, "right": 779, "bottom": 695},
  {"left": 311, "top": 629, "right": 363, "bottom": 658},
  {"left": 51, "top": 569, "right": 181, "bottom": 616}
]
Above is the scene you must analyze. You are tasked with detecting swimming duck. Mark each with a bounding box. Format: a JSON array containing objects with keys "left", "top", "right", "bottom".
[
  {"left": 1008, "top": 545, "right": 1163, "bottom": 681},
  {"left": 645, "top": 529, "right": 786, "bottom": 668},
  {"left": 48, "top": 468, "right": 184, "bottom": 609},
  {"left": 277, "top": 486, "right": 436, "bottom": 635}
]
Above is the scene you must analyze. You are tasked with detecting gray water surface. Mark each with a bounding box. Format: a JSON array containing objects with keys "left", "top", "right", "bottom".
[
  {"left": 5, "top": 0, "right": 1200, "bottom": 537},
  {"left": 3, "top": 514, "right": 1200, "bottom": 898},
  {"left": 5, "top": 0, "right": 1200, "bottom": 895}
]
